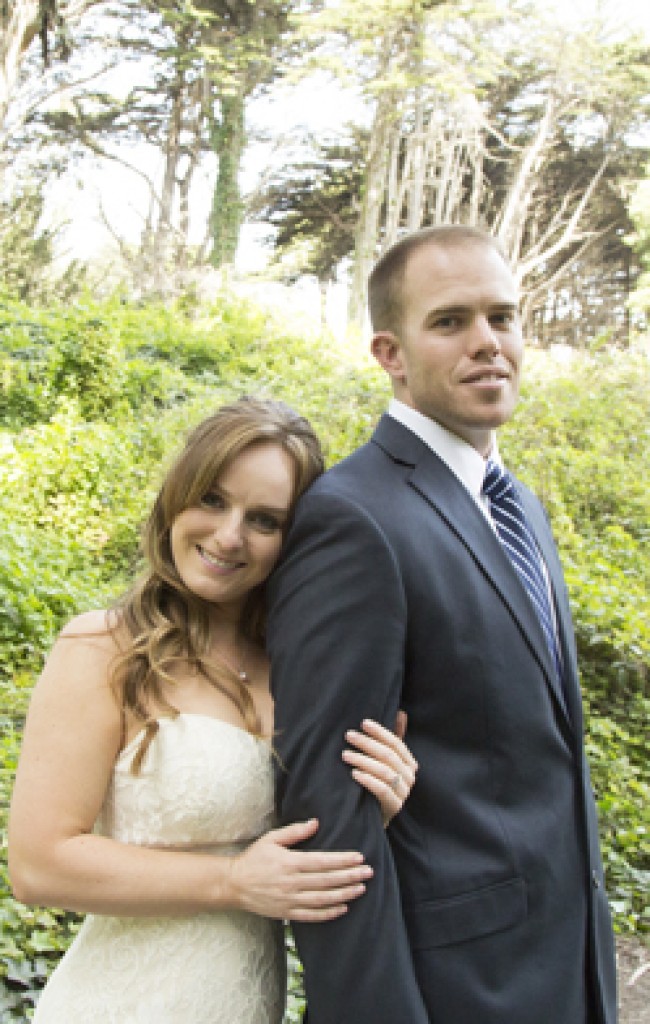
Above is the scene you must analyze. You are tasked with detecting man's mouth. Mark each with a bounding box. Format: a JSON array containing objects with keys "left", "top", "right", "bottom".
[{"left": 461, "top": 368, "right": 509, "bottom": 384}]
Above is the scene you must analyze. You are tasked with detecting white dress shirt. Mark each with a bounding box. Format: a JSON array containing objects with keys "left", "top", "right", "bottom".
[{"left": 387, "top": 398, "right": 496, "bottom": 523}]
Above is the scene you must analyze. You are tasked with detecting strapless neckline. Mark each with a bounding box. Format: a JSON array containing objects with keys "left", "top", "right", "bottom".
[{"left": 120, "top": 712, "right": 272, "bottom": 762}]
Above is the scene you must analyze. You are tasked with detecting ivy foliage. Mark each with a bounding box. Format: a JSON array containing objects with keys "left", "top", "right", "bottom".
[{"left": 0, "top": 293, "right": 647, "bottom": 1019}]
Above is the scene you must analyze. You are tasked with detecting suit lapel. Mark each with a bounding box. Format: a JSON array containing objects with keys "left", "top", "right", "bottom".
[{"left": 373, "top": 416, "right": 572, "bottom": 726}]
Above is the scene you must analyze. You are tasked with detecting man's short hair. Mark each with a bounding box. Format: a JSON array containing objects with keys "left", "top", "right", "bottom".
[{"left": 368, "top": 225, "right": 506, "bottom": 336}]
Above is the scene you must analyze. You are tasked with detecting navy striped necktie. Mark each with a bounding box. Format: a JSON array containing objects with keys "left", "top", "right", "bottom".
[{"left": 482, "top": 460, "right": 563, "bottom": 683}]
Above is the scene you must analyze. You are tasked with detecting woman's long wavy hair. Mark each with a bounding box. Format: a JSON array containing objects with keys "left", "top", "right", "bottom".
[{"left": 110, "top": 396, "right": 324, "bottom": 771}]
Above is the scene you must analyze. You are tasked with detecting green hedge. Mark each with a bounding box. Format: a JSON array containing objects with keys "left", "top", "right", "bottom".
[
  {"left": 0, "top": 294, "right": 647, "bottom": 1019},
  {"left": 500, "top": 349, "right": 649, "bottom": 933}
]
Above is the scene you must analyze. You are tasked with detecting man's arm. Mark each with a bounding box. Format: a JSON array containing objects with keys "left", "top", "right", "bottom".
[{"left": 268, "top": 487, "right": 429, "bottom": 1024}]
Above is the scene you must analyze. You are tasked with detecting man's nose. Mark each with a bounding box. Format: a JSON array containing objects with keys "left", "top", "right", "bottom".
[{"left": 469, "top": 315, "right": 501, "bottom": 354}]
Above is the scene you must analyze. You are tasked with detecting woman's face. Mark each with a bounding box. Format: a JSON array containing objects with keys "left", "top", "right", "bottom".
[{"left": 170, "top": 442, "right": 295, "bottom": 620}]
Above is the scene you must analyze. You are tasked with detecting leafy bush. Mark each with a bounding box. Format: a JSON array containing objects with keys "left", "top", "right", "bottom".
[{"left": 501, "top": 347, "right": 650, "bottom": 933}]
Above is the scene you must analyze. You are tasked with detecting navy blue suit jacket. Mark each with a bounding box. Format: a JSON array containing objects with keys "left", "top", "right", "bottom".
[{"left": 268, "top": 416, "right": 617, "bottom": 1024}]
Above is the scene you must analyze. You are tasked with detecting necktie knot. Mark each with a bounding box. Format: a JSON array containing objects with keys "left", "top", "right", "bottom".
[{"left": 482, "top": 459, "right": 511, "bottom": 500}]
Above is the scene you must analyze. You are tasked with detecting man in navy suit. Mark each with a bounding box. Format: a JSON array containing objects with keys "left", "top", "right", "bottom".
[{"left": 267, "top": 226, "right": 617, "bottom": 1023}]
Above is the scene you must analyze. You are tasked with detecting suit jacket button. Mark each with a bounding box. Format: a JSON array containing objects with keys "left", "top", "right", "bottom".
[{"left": 592, "top": 870, "right": 601, "bottom": 889}]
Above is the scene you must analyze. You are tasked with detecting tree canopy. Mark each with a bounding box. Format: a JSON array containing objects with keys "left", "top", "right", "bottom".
[{"left": 1, "top": 0, "right": 648, "bottom": 338}]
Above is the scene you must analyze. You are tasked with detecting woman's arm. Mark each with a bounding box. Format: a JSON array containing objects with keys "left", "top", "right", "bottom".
[{"left": 8, "top": 612, "right": 372, "bottom": 922}]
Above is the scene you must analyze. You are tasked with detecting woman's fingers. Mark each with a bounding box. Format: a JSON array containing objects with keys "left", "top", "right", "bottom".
[
  {"left": 265, "top": 822, "right": 369, "bottom": 870},
  {"left": 285, "top": 873, "right": 372, "bottom": 921},
  {"left": 288, "top": 886, "right": 365, "bottom": 922},
  {"left": 290, "top": 904, "right": 349, "bottom": 923},
  {"left": 267, "top": 817, "right": 321, "bottom": 848},
  {"left": 349, "top": 767, "right": 401, "bottom": 810},
  {"left": 360, "top": 717, "right": 419, "bottom": 772},
  {"left": 342, "top": 746, "right": 416, "bottom": 789},
  {"left": 358, "top": 716, "right": 419, "bottom": 770},
  {"left": 291, "top": 877, "right": 369, "bottom": 904},
  {"left": 257, "top": 844, "right": 374, "bottom": 889},
  {"left": 343, "top": 717, "right": 418, "bottom": 825},
  {"left": 343, "top": 729, "right": 417, "bottom": 788},
  {"left": 394, "top": 708, "right": 408, "bottom": 740}
]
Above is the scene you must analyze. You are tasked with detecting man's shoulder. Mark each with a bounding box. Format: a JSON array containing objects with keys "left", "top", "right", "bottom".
[{"left": 312, "top": 437, "right": 382, "bottom": 495}]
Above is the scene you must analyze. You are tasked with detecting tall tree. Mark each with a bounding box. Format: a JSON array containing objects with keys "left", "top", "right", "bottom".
[
  {"left": 626, "top": 165, "right": 650, "bottom": 323},
  {"left": 158, "top": 0, "right": 304, "bottom": 268},
  {"left": 0, "top": 0, "right": 106, "bottom": 155},
  {"left": 250, "top": 130, "right": 364, "bottom": 283},
  {"left": 0, "top": 1, "right": 122, "bottom": 299},
  {"left": 34, "top": 8, "right": 197, "bottom": 295},
  {"left": 255, "top": 2, "right": 649, "bottom": 339},
  {"left": 34, "top": 0, "right": 307, "bottom": 290},
  {"left": 295, "top": 0, "right": 510, "bottom": 323}
]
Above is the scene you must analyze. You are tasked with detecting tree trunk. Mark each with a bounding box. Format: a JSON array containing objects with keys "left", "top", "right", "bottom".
[
  {"left": 405, "top": 27, "right": 426, "bottom": 233},
  {"left": 494, "top": 93, "right": 558, "bottom": 271},
  {"left": 1, "top": 0, "right": 41, "bottom": 137},
  {"left": 348, "top": 29, "right": 402, "bottom": 328},
  {"left": 209, "top": 84, "right": 246, "bottom": 269},
  {"left": 150, "top": 71, "right": 184, "bottom": 294}
]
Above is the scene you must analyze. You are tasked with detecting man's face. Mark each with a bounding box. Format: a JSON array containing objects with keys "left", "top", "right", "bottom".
[{"left": 372, "top": 241, "right": 524, "bottom": 455}]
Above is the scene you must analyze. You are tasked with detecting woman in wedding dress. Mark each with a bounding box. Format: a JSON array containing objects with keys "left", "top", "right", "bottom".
[{"left": 8, "top": 397, "right": 417, "bottom": 1024}]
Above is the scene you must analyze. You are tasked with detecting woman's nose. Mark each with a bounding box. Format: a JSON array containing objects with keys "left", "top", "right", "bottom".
[{"left": 214, "top": 512, "right": 244, "bottom": 549}]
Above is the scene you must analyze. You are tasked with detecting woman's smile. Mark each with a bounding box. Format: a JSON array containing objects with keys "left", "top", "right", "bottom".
[{"left": 196, "top": 546, "right": 246, "bottom": 573}]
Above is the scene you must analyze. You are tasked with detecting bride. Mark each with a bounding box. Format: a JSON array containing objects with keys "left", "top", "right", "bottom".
[{"left": 8, "top": 396, "right": 418, "bottom": 1023}]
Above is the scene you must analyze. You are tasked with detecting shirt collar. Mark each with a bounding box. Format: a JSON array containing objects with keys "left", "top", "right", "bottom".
[{"left": 387, "top": 398, "right": 502, "bottom": 500}]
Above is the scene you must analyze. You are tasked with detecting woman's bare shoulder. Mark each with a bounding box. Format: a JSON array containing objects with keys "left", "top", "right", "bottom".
[
  {"left": 32, "top": 609, "right": 127, "bottom": 713},
  {"left": 57, "top": 609, "right": 127, "bottom": 656},
  {"left": 60, "top": 608, "right": 112, "bottom": 635}
]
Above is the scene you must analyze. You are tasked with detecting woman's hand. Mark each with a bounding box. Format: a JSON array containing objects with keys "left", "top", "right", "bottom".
[
  {"left": 342, "top": 712, "right": 418, "bottom": 826},
  {"left": 227, "top": 817, "right": 373, "bottom": 922}
]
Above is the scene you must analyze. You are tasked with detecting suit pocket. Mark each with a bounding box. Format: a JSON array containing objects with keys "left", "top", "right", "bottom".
[{"left": 404, "top": 877, "right": 527, "bottom": 950}]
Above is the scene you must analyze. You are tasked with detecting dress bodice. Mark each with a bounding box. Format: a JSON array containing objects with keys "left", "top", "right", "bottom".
[{"left": 95, "top": 713, "right": 277, "bottom": 848}]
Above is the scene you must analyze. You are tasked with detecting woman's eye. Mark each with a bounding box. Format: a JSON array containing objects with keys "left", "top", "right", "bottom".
[
  {"left": 249, "top": 512, "right": 281, "bottom": 533},
  {"left": 200, "top": 492, "right": 224, "bottom": 510}
]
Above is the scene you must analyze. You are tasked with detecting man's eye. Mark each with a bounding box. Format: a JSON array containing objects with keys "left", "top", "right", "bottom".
[
  {"left": 432, "top": 315, "right": 461, "bottom": 330},
  {"left": 200, "top": 492, "right": 224, "bottom": 509},
  {"left": 491, "top": 311, "right": 517, "bottom": 328}
]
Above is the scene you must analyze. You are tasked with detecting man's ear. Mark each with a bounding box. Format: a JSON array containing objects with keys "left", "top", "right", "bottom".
[{"left": 371, "top": 332, "right": 406, "bottom": 384}]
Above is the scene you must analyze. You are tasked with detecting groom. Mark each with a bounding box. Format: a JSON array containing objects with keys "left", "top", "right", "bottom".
[{"left": 268, "top": 226, "right": 617, "bottom": 1023}]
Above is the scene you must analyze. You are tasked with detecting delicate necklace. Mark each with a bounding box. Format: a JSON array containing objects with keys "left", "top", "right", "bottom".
[
  {"left": 213, "top": 640, "right": 250, "bottom": 685},
  {"left": 235, "top": 640, "right": 250, "bottom": 684}
]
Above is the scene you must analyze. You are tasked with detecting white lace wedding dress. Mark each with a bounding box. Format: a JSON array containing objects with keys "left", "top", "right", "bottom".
[{"left": 32, "top": 714, "right": 286, "bottom": 1024}]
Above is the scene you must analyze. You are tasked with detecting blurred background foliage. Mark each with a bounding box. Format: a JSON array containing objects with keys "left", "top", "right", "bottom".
[{"left": 0, "top": 290, "right": 648, "bottom": 1019}]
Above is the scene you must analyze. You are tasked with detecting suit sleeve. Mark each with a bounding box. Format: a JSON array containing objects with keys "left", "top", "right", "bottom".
[{"left": 267, "top": 488, "right": 429, "bottom": 1024}]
